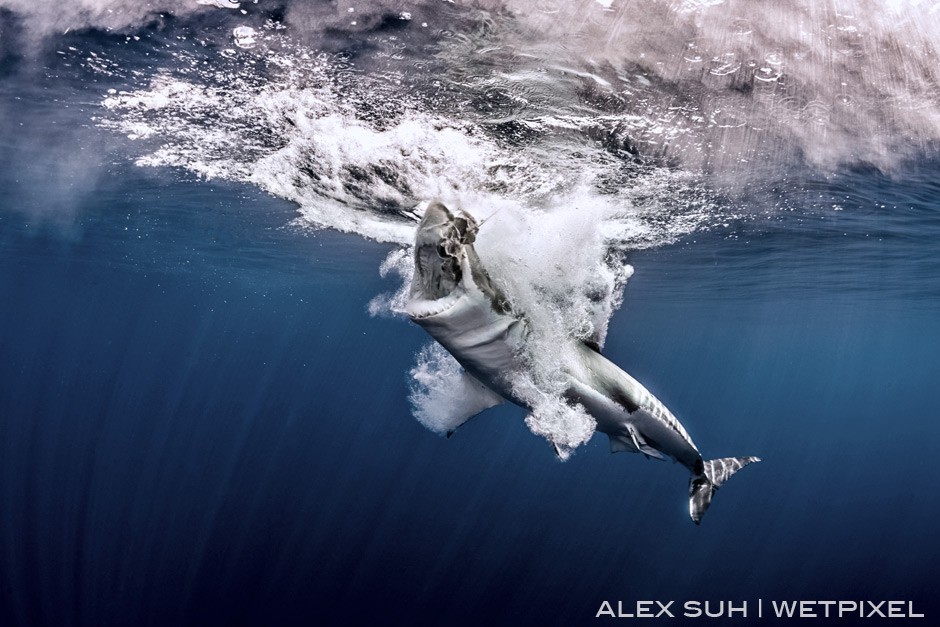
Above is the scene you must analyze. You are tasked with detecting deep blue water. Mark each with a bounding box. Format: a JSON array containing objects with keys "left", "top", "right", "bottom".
[
  {"left": 3, "top": 152, "right": 940, "bottom": 626},
  {"left": 3, "top": 4, "right": 940, "bottom": 626}
]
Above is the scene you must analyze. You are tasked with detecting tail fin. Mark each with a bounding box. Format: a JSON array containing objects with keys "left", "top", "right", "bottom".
[{"left": 689, "top": 456, "right": 761, "bottom": 525}]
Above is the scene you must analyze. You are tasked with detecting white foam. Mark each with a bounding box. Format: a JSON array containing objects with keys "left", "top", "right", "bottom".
[
  {"left": 197, "top": 0, "right": 239, "bottom": 8},
  {"left": 100, "top": 24, "right": 718, "bottom": 244},
  {"left": 367, "top": 247, "right": 414, "bottom": 317},
  {"left": 253, "top": 112, "right": 496, "bottom": 242},
  {"left": 522, "top": 390, "right": 596, "bottom": 461},
  {"left": 408, "top": 343, "right": 505, "bottom": 435},
  {"left": 468, "top": 195, "right": 635, "bottom": 455},
  {"left": 233, "top": 26, "right": 258, "bottom": 49},
  {"left": 472, "top": 190, "right": 637, "bottom": 350}
]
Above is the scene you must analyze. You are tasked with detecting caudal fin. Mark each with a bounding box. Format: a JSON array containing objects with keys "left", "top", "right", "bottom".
[{"left": 689, "top": 456, "right": 761, "bottom": 525}]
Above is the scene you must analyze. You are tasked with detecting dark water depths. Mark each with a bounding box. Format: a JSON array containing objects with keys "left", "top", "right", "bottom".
[
  {"left": 2, "top": 2, "right": 940, "bottom": 625},
  {"left": 3, "top": 148, "right": 939, "bottom": 626}
]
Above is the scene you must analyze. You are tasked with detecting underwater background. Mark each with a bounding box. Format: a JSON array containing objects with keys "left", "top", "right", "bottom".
[{"left": 1, "top": 1, "right": 939, "bottom": 624}]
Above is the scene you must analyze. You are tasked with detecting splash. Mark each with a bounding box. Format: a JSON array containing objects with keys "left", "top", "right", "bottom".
[
  {"left": 83, "top": 0, "right": 940, "bottom": 453},
  {"left": 408, "top": 343, "right": 504, "bottom": 435},
  {"left": 521, "top": 391, "right": 596, "bottom": 462},
  {"left": 98, "top": 25, "right": 718, "bottom": 242},
  {"left": 89, "top": 4, "right": 726, "bottom": 455}
]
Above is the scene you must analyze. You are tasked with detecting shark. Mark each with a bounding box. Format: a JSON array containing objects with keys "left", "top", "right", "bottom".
[{"left": 404, "top": 201, "right": 760, "bottom": 524}]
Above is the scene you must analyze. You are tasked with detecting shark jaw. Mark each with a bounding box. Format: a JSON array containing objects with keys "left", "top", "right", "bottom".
[{"left": 405, "top": 286, "right": 466, "bottom": 320}]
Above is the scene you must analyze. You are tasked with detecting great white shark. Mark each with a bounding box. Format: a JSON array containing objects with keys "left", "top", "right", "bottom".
[{"left": 405, "top": 201, "right": 760, "bottom": 524}]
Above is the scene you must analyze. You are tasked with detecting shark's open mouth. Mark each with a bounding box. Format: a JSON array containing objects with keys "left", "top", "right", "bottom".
[
  {"left": 412, "top": 242, "right": 463, "bottom": 301},
  {"left": 406, "top": 287, "right": 465, "bottom": 321}
]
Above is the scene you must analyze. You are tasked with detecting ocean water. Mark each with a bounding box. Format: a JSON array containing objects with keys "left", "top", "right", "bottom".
[{"left": 1, "top": 1, "right": 939, "bottom": 625}]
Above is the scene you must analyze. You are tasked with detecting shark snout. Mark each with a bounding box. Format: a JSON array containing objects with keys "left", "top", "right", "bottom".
[
  {"left": 416, "top": 201, "right": 478, "bottom": 251},
  {"left": 416, "top": 201, "right": 455, "bottom": 241}
]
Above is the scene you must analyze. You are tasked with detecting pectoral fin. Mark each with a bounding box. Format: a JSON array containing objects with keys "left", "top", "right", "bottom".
[
  {"left": 627, "top": 425, "right": 666, "bottom": 460},
  {"left": 608, "top": 432, "right": 637, "bottom": 454},
  {"left": 432, "top": 372, "right": 504, "bottom": 437},
  {"left": 607, "top": 427, "right": 665, "bottom": 460}
]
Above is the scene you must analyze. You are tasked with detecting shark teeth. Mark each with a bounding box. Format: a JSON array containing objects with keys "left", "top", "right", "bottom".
[{"left": 406, "top": 289, "right": 464, "bottom": 320}]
